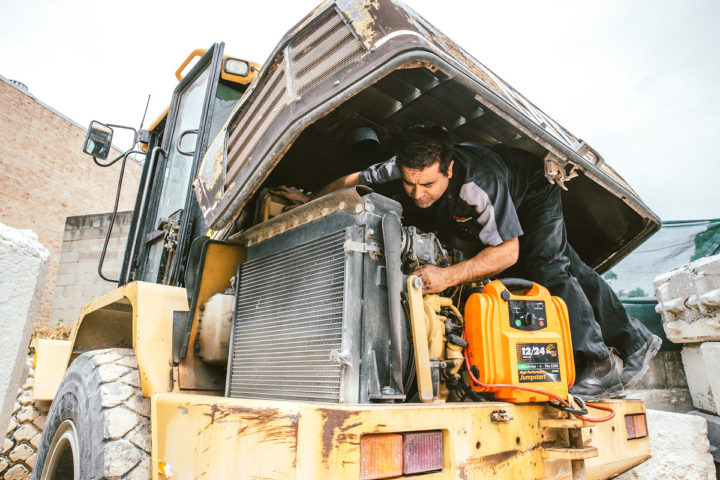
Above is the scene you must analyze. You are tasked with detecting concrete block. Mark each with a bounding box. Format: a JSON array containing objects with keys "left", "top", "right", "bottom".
[
  {"left": 655, "top": 254, "right": 720, "bottom": 343},
  {"left": 616, "top": 409, "right": 716, "bottom": 479},
  {"left": 624, "top": 388, "right": 693, "bottom": 413},
  {"left": 682, "top": 344, "right": 720, "bottom": 414},
  {"left": 58, "top": 250, "right": 79, "bottom": 264},
  {"left": 629, "top": 351, "right": 688, "bottom": 390},
  {"left": 690, "top": 411, "right": 720, "bottom": 465},
  {"left": 0, "top": 222, "right": 49, "bottom": 437},
  {"left": 54, "top": 273, "right": 75, "bottom": 287}
]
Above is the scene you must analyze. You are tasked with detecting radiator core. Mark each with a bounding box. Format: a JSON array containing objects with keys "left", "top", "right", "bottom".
[{"left": 226, "top": 229, "right": 350, "bottom": 402}]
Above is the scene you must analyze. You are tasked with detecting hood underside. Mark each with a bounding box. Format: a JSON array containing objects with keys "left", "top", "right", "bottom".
[{"left": 194, "top": 0, "right": 659, "bottom": 270}]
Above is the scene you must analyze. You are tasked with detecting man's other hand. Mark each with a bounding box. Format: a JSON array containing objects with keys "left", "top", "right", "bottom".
[
  {"left": 413, "top": 264, "right": 452, "bottom": 294},
  {"left": 271, "top": 185, "right": 309, "bottom": 211}
]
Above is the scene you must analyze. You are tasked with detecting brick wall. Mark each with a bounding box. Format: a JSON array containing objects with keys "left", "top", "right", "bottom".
[
  {"left": 52, "top": 212, "right": 133, "bottom": 325},
  {"left": 0, "top": 77, "right": 142, "bottom": 327}
]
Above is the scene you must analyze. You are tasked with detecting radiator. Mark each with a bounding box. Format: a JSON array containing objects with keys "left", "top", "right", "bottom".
[{"left": 226, "top": 229, "right": 351, "bottom": 402}]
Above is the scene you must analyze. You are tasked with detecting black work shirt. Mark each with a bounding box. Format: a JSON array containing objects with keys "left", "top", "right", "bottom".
[{"left": 358, "top": 143, "right": 547, "bottom": 248}]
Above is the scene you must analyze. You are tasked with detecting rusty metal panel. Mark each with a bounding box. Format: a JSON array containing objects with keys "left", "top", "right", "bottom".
[
  {"left": 193, "top": 0, "right": 659, "bottom": 263},
  {"left": 151, "top": 392, "right": 650, "bottom": 479}
]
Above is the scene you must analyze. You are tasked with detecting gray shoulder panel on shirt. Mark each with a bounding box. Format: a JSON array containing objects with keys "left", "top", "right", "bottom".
[
  {"left": 459, "top": 182, "right": 504, "bottom": 246},
  {"left": 358, "top": 157, "right": 400, "bottom": 185}
]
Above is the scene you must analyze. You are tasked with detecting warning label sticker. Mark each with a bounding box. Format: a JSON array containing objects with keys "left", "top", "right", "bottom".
[{"left": 515, "top": 343, "right": 560, "bottom": 383}]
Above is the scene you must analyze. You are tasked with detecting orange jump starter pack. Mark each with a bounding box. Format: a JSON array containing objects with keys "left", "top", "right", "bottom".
[{"left": 464, "top": 279, "right": 575, "bottom": 403}]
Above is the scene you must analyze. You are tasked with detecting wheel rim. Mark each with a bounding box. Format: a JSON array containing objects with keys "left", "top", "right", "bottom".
[{"left": 41, "top": 419, "right": 80, "bottom": 480}]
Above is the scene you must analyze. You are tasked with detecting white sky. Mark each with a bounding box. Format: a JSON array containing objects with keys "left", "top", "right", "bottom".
[{"left": 2, "top": 0, "right": 719, "bottom": 221}]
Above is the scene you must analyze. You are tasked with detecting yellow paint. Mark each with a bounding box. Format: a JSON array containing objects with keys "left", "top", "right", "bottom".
[
  {"left": 32, "top": 281, "right": 188, "bottom": 400},
  {"left": 151, "top": 392, "right": 649, "bottom": 479},
  {"left": 177, "top": 242, "right": 245, "bottom": 390},
  {"left": 32, "top": 339, "right": 73, "bottom": 401},
  {"left": 407, "top": 276, "right": 433, "bottom": 402}
]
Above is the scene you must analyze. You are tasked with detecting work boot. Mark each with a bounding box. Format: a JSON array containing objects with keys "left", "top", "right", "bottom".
[
  {"left": 621, "top": 334, "right": 662, "bottom": 388},
  {"left": 570, "top": 354, "right": 623, "bottom": 401}
]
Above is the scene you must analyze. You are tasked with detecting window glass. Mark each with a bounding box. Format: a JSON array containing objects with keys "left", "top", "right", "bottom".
[
  {"left": 208, "top": 83, "right": 245, "bottom": 142},
  {"left": 154, "top": 67, "right": 211, "bottom": 224}
]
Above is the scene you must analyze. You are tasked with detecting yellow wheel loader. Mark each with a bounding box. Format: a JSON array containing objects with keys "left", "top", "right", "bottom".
[{"left": 31, "top": 1, "right": 659, "bottom": 479}]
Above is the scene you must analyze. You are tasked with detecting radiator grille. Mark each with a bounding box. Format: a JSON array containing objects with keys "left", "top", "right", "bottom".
[{"left": 227, "top": 230, "right": 348, "bottom": 402}]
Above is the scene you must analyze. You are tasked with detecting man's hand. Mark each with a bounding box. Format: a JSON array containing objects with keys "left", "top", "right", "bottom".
[
  {"left": 271, "top": 185, "right": 309, "bottom": 211},
  {"left": 413, "top": 264, "right": 453, "bottom": 294}
]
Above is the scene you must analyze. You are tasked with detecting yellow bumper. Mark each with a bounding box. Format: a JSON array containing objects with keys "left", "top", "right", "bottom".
[{"left": 152, "top": 393, "right": 649, "bottom": 480}]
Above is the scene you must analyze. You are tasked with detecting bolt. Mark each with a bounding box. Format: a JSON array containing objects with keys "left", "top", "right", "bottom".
[{"left": 412, "top": 277, "right": 424, "bottom": 289}]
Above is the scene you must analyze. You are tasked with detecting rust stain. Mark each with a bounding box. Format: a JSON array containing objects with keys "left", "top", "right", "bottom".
[
  {"left": 458, "top": 445, "right": 540, "bottom": 479},
  {"left": 194, "top": 404, "right": 299, "bottom": 445},
  {"left": 339, "top": 421, "right": 362, "bottom": 432},
  {"left": 320, "top": 408, "right": 355, "bottom": 463},
  {"left": 481, "top": 449, "right": 520, "bottom": 467}
]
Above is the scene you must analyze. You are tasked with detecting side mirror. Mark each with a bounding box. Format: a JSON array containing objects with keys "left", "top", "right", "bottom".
[
  {"left": 83, "top": 121, "right": 113, "bottom": 160},
  {"left": 177, "top": 129, "right": 199, "bottom": 156}
]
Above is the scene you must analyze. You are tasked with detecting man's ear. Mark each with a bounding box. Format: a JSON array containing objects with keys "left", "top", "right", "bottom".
[{"left": 446, "top": 160, "right": 454, "bottom": 178}]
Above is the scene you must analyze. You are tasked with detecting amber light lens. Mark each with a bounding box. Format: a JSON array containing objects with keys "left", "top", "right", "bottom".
[
  {"left": 360, "top": 434, "right": 403, "bottom": 480},
  {"left": 625, "top": 414, "right": 648, "bottom": 439},
  {"left": 403, "top": 431, "right": 443, "bottom": 474}
]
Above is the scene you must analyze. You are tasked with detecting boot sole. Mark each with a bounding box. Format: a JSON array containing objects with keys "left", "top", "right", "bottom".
[
  {"left": 578, "top": 381, "right": 625, "bottom": 402},
  {"left": 622, "top": 335, "right": 662, "bottom": 388}
]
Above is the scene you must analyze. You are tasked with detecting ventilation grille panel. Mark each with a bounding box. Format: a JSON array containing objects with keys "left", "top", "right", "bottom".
[{"left": 227, "top": 230, "right": 348, "bottom": 402}]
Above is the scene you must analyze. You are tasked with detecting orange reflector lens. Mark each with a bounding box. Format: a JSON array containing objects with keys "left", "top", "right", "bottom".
[
  {"left": 625, "top": 414, "right": 648, "bottom": 439},
  {"left": 360, "top": 434, "right": 403, "bottom": 480},
  {"left": 403, "top": 431, "right": 443, "bottom": 474}
]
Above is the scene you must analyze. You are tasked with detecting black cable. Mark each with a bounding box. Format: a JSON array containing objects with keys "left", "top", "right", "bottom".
[{"left": 546, "top": 396, "right": 588, "bottom": 416}]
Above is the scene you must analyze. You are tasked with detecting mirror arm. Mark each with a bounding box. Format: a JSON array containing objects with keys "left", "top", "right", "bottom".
[{"left": 92, "top": 124, "right": 139, "bottom": 167}]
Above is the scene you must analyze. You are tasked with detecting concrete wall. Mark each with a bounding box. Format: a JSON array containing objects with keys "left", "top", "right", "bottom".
[
  {"left": 0, "top": 76, "right": 142, "bottom": 327},
  {"left": 51, "top": 211, "right": 133, "bottom": 326}
]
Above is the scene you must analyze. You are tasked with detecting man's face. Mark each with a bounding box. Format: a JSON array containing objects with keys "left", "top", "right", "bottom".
[{"left": 399, "top": 160, "right": 453, "bottom": 209}]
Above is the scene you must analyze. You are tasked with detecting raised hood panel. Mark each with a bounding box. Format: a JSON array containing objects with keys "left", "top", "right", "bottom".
[{"left": 194, "top": 0, "right": 659, "bottom": 270}]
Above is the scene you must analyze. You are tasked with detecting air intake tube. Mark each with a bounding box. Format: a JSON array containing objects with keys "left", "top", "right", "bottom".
[{"left": 382, "top": 211, "right": 405, "bottom": 393}]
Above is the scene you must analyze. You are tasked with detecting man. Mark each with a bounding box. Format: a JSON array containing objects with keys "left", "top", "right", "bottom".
[{"left": 275, "top": 125, "right": 660, "bottom": 399}]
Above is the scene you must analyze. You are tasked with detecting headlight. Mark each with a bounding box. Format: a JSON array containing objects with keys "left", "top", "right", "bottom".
[{"left": 224, "top": 58, "right": 250, "bottom": 77}]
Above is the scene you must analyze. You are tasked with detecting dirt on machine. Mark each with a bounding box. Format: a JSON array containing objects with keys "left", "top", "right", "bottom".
[{"left": 19, "top": 1, "right": 661, "bottom": 479}]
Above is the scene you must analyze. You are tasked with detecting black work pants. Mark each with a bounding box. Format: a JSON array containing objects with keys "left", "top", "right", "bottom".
[{"left": 510, "top": 184, "right": 653, "bottom": 376}]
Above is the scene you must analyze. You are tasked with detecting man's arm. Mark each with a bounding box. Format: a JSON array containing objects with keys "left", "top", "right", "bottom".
[
  {"left": 272, "top": 172, "right": 361, "bottom": 208},
  {"left": 413, "top": 237, "right": 519, "bottom": 294},
  {"left": 308, "top": 172, "right": 360, "bottom": 200}
]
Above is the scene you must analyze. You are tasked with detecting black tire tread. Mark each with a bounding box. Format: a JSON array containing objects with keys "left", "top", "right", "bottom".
[{"left": 32, "top": 348, "right": 150, "bottom": 480}]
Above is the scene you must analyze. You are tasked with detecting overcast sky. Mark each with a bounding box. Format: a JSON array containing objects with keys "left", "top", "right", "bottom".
[{"left": 2, "top": 0, "right": 718, "bottom": 221}]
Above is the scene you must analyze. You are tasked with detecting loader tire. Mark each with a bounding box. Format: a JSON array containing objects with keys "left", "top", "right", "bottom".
[
  {"left": 1, "top": 358, "right": 50, "bottom": 480},
  {"left": 32, "top": 348, "right": 151, "bottom": 480}
]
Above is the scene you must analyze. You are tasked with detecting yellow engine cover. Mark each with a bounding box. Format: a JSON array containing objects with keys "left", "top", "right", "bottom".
[{"left": 464, "top": 280, "right": 575, "bottom": 403}]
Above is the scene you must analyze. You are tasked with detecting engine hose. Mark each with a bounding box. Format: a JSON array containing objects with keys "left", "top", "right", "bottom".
[{"left": 462, "top": 347, "right": 615, "bottom": 423}]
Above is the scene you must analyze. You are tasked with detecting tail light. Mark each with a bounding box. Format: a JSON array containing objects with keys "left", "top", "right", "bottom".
[
  {"left": 403, "top": 431, "right": 443, "bottom": 474},
  {"left": 360, "top": 434, "right": 402, "bottom": 480},
  {"left": 360, "top": 431, "right": 443, "bottom": 479},
  {"left": 625, "top": 414, "right": 648, "bottom": 439}
]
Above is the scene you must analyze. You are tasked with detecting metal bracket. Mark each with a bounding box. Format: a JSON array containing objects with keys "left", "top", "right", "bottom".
[
  {"left": 343, "top": 240, "right": 381, "bottom": 255},
  {"left": 543, "top": 152, "right": 582, "bottom": 191},
  {"left": 571, "top": 139, "right": 605, "bottom": 169}
]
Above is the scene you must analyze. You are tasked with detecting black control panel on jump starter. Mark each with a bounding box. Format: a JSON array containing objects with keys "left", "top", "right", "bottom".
[{"left": 508, "top": 300, "right": 548, "bottom": 331}]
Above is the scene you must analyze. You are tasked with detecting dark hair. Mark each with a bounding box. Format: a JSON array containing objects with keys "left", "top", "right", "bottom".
[{"left": 396, "top": 125, "right": 453, "bottom": 174}]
